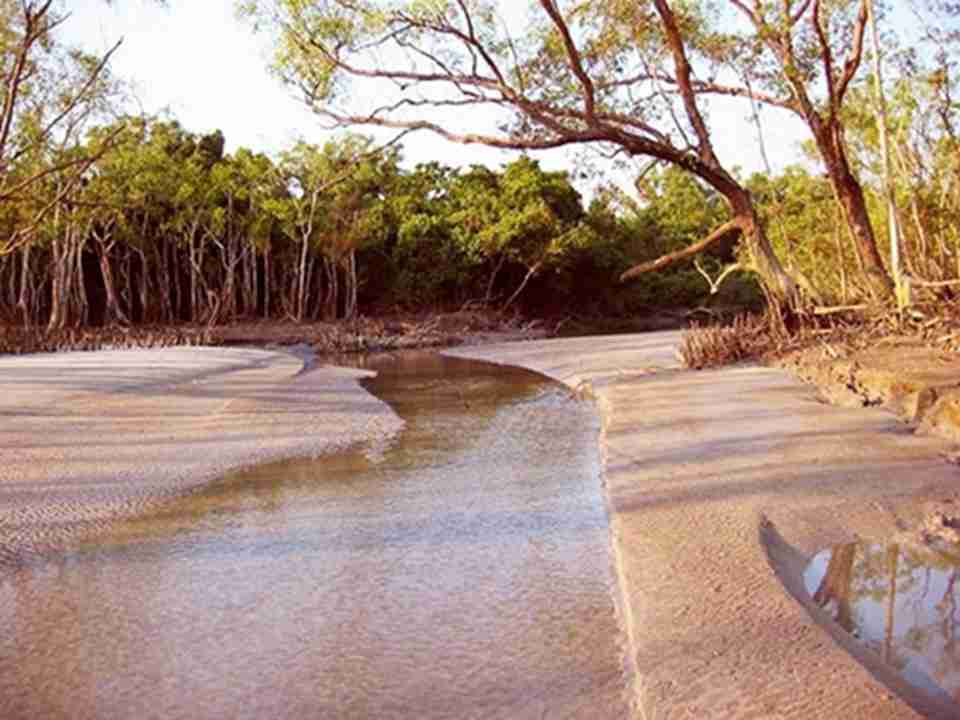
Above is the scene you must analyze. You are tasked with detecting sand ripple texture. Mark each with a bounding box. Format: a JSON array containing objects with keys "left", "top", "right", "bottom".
[{"left": 0, "top": 347, "right": 403, "bottom": 563}]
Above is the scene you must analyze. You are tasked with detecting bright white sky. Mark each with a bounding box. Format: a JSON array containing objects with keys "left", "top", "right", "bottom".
[{"left": 64, "top": 0, "right": 811, "bottom": 189}]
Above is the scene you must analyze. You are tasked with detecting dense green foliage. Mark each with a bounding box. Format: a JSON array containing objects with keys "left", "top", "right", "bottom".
[
  {"left": 0, "top": 109, "right": 760, "bottom": 328},
  {"left": 2, "top": 1, "right": 960, "bottom": 332},
  {"left": 240, "top": 0, "right": 960, "bottom": 312}
]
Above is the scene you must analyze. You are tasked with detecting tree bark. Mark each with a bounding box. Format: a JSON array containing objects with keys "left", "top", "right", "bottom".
[{"left": 821, "top": 141, "right": 894, "bottom": 300}]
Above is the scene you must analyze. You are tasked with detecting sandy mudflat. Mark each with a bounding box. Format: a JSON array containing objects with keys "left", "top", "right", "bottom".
[
  {"left": 449, "top": 333, "right": 960, "bottom": 720},
  {"left": 0, "top": 347, "right": 402, "bottom": 562}
]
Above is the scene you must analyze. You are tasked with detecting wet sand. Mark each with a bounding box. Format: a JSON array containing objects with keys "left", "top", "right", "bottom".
[
  {"left": 0, "top": 350, "right": 628, "bottom": 720},
  {"left": 450, "top": 333, "right": 960, "bottom": 719},
  {"left": 0, "top": 347, "right": 403, "bottom": 561},
  {"left": 7, "top": 334, "right": 960, "bottom": 718}
]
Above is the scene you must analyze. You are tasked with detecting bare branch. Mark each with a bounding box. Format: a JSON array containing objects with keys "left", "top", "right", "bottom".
[
  {"left": 835, "top": 0, "right": 869, "bottom": 106},
  {"left": 811, "top": 0, "right": 838, "bottom": 116},
  {"left": 318, "top": 106, "right": 611, "bottom": 151},
  {"left": 621, "top": 219, "right": 743, "bottom": 281}
]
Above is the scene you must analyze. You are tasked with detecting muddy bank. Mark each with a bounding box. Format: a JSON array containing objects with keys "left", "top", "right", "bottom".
[
  {"left": 449, "top": 333, "right": 960, "bottom": 719},
  {"left": 776, "top": 342, "right": 960, "bottom": 442},
  {"left": 0, "top": 347, "right": 402, "bottom": 564}
]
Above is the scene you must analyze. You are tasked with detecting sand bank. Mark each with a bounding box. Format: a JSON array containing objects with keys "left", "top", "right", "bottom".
[
  {"left": 0, "top": 347, "right": 402, "bottom": 563},
  {"left": 449, "top": 333, "right": 960, "bottom": 719}
]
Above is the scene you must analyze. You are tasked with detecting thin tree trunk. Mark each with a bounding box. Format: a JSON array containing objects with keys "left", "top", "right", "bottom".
[
  {"left": 263, "top": 247, "right": 271, "bottom": 319},
  {"left": 134, "top": 247, "right": 150, "bottom": 324},
  {"left": 170, "top": 236, "right": 182, "bottom": 321},
  {"left": 17, "top": 243, "right": 32, "bottom": 326},
  {"left": 322, "top": 256, "right": 338, "bottom": 321},
  {"left": 866, "top": 0, "right": 903, "bottom": 304},
  {"left": 503, "top": 260, "right": 542, "bottom": 310},
  {"left": 93, "top": 227, "right": 130, "bottom": 325},
  {"left": 343, "top": 249, "right": 358, "bottom": 320},
  {"left": 485, "top": 255, "right": 506, "bottom": 303},
  {"left": 296, "top": 233, "right": 310, "bottom": 322},
  {"left": 833, "top": 207, "right": 849, "bottom": 303}
]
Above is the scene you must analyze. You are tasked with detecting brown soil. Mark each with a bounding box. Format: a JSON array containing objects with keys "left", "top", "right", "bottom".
[{"left": 774, "top": 337, "right": 960, "bottom": 442}]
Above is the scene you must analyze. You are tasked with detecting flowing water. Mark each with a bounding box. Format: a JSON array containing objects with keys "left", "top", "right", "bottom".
[
  {"left": 0, "top": 353, "right": 628, "bottom": 719},
  {"left": 805, "top": 540, "right": 960, "bottom": 709}
]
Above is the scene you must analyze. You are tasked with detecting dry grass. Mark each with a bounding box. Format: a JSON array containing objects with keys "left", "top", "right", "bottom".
[
  {"left": 678, "top": 314, "right": 770, "bottom": 369},
  {"left": 679, "top": 297, "right": 960, "bottom": 370}
]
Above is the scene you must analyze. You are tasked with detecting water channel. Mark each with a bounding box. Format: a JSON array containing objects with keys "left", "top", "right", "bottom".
[{"left": 0, "top": 353, "right": 629, "bottom": 719}]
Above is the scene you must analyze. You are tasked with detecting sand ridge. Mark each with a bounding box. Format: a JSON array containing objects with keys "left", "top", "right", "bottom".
[{"left": 0, "top": 347, "right": 403, "bottom": 564}]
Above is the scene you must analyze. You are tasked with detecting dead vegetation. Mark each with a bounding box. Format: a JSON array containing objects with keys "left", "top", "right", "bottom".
[
  {"left": 0, "top": 310, "right": 545, "bottom": 357},
  {"left": 679, "top": 299, "right": 960, "bottom": 370},
  {"left": 678, "top": 313, "right": 771, "bottom": 369}
]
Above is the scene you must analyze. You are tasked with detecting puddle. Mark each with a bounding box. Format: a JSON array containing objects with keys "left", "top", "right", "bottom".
[{"left": 804, "top": 540, "right": 960, "bottom": 706}]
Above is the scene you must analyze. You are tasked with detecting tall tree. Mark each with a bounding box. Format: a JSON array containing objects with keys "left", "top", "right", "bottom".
[
  {"left": 0, "top": 0, "right": 127, "bottom": 256},
  {"left": 667, "top": 0, "right": 896, "bottom": 299},
  {"left": 239, "top": 0, "right": 803, "bottom": 309}
]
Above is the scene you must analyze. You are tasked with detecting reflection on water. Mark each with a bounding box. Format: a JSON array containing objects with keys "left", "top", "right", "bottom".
[
  {"left": 0, "top": 353, "right": 627, "bottom": 719},
  {"left": 804, "top": 540, "right": 960, "bottom": 707}
]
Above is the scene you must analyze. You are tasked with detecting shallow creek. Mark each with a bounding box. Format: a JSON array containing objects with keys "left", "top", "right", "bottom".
[{"left": 0, "top": 353, "right": 628, "bottom": 719}]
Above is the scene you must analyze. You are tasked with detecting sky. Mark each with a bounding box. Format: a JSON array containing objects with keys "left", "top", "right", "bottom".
[{"left": 64, "top": 0, "right": 811, "bottom": 190}]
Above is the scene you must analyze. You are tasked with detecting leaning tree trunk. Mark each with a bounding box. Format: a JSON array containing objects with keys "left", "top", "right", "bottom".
[
  {"left": 830, "top": 163, "right": 894, "bottom": 301},
  {"left": 503, "top": 260, "right": 543, "bottom": 311},
  {"left": 719, "top": 183, "right": 802, "bottom": 311},
  {"left": 811, "top": 121, "right": 894, "bottom": 301}
]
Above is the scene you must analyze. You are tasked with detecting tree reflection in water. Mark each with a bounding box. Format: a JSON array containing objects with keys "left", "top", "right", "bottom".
[{"left": 804, "top": 541, "right": 960, "bottom": 705}]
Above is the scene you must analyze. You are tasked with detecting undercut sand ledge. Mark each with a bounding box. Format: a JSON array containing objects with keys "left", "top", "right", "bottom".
[
  {"left": 448, "top": 333, "right": 960, "bottom": 720},
  {"left": 0, "top": 347, "right": 403, "bottom": 564}
]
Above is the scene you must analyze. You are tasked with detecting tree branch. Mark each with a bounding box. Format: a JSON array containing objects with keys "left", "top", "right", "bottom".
[
  {"left": 538, "top": 0, "right": 597, "bottom": 122},
  {"left": 836, "top": 0, "right": 869, "bottom": 106},
  {"left": 652, "top": 0, "right": 722, "bottom": 169},
  {"left": 620, "top": 218, "right": 743, "bottom": 281}
]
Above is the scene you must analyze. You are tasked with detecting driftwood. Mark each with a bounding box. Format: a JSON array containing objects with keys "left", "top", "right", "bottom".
[{"left": 813, "top": 303, "right": 869, "bottom": 316}]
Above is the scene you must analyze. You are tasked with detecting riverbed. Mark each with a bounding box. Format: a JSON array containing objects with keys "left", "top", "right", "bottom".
[{"left": 0, "top": 351, "right": 629, "bottom": 719}]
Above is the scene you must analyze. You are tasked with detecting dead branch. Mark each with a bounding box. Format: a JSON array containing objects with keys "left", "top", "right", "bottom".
[
  {"left": 813, "top": 304, "right": 868, "bottom": 316},
  {"left": 620, "top": 219, "right": 742, "bottom": 281},
  {"left": 695, "top": 259, "right": 743, "bottom": 295}
]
